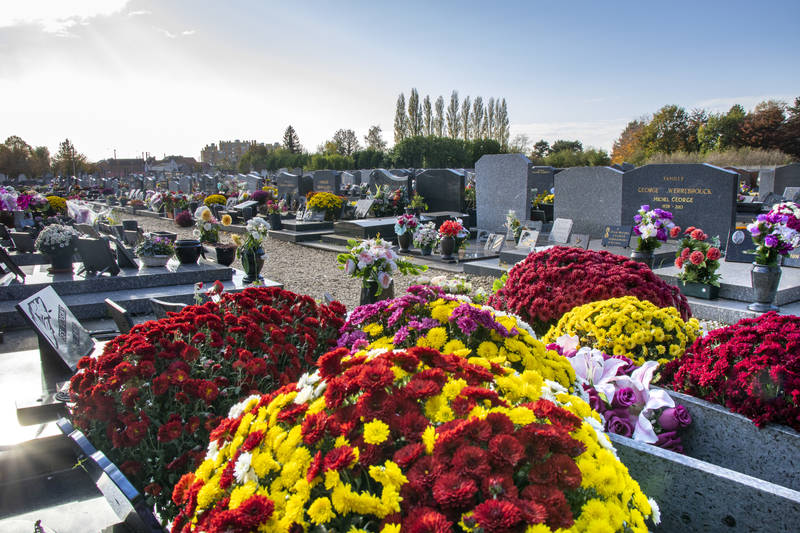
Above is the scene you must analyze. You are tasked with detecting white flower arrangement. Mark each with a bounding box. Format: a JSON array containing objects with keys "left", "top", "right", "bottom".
[
  {"left": 34, "top": 224, "right": 79, "bottom": 254},
  {"left": 337, "top": 236, "right": 426, "bottom": 294},
  {"left": 246, "top": 216, "right": 270, "bottom": 241},
  {"left": 413, "top": 221, "right": 438, "bottom": 248}
]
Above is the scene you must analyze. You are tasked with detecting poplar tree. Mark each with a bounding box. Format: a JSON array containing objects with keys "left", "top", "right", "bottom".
[
  {"left": 446, "top": 90, "right": 461, "bottom": 139},
  {"left": 394, "top": 93, "right": 408, "bottom": 144},
  {"left": 461, "top": 96, "right": 472, "bottom": 141},
  {"left": 472, "top": 96, "right": 485, "bottom": 139},
  {"left": 407, "top": 88, "right": 423, "bottom": 136},
  {"left": 434, "top": 96, "right": 445, "bottom": 137},
  {"left": 497, "top": 98, "right": 510, "bottom": 149},
  {"left": 422, "top": 95, "right": 433, "bottom": 136},
  {"left": 485, "top": 97, "right": 496, "bottom": 139}
]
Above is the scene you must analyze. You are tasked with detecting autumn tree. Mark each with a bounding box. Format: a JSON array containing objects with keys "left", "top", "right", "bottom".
[
  {"left": 282, "top": 125, "right": 302, "bottom": 153},
  {"left": 638, "top": 105, "right": 693, "bottom": 156},
  {"left": 496, "top": 99, "right": 510, "bottom": 149},
  {"left": 781, "top": 97, "right": 800, "bottom": 158},
  {"left": 740, "top": 100, "right": 786, "bottom": 151},
  {"left": 508, "top": 134, "right": 531, "bottom": 154},
  {"left": 611, "top": 119, "right": 646, "bottom": 164},
  {"left": 364, "top": 125, "right": 387, "bottom": 152},
  {"left": 0, "top": 136, "right": 33, "bottom": 178},
  {"left": 485, "top": 97, "right": 496, "bottom": 139},
  {"left": 394, "top": 93, "right": 408, "bottom": 144}
]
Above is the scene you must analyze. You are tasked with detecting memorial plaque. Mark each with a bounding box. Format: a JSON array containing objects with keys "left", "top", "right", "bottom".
[
  {"left": 109, "top": 236, "right": 138, "bottom": 268},
  {"left": 784, "top": 250, "right": 800, "bottom": 268},
  {"left": 76, "top": 237, "right": 120, "bottom": 276},
  {"left": 476, "top": 229, "right": 490, "bottom": 244},
  {"left": 602, "top": 225, "right": 634, "bottom": 248},
  {"left": 783, "top": 187, "right": 800, "bottom": 202},
  {"left": 569, "top": 233, "right": 591, "bottom": 250},
  {"left": 233, "top": 200, "right": 259, "bottom": 211},
  {"left": 10, "top": 231, "right": 35, "bottom": 253},
  {"left": 549, "top": 218, "right": 573, "bottom": 244},
  {"left": 16, "top": 286, "right": 95, "bottom": 372},
  {"left": 741, "top": 196, "right": 755, "bottom": 204},
  {"left": 354, "top": 199, "right": 375, "bottom": 218},
  {"left": 313, "top": 170, "right": 341, "bottom": 194},
  {"left": 309, "top": 210, "right": 326, "bottom": 222},
  {"left": 724, "top": 227, "right": 756, "bottom": 263},
  {"left": 484, "top": 233, "right": 505, "bottom": 253},
  {"left": 0, "top": 246, "right": 25, "bottom": 280},
  {"left": 517, "top": 230, "right": 540, "bottom": 250}
]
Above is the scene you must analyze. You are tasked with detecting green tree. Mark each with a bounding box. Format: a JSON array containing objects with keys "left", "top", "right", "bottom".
[
  {"left": 532, "top": 139, "right": 550, "bottom": 158},
  {"left": 780, "top": 97, "right": 800, "bottom": 158},
  {"left": 353, "top": 148, "right": 388, "bottom": 169},
  {"left": 0, "top": 135, "right": 33, "bottom": 178},
  {"left": 496, "top": 99, "right": 510, "bottom": 149},
  {"left": 461, "top": 95, "right": 472, "bottom": 141},
  {"left": 508, "top": 134, "right": 531, "bottom": 154},
  {"left": 550, "top": 139, "right": 583, "bottom": 153},
  {"left": 471, "top": 96, "right": 485, "bottom": 139},
  {"left": 332, "top": 129, "right": 360, "bottom": 156},
  {"left": 407, "top": 88, "right": 423, "bottom": 136},
  {"left": 639, "top": 105, "right": 693, "bottom": 156},
  {"left": 282, "top": 125, "right": 301, "bottom": 153},
  {"left": 30, "top": 146, "right": 50, "bottom": 177},
  {"left": 364, "top": 125, "right": 387, "bottom": 152},
  {"left": 52, "top": 138, "right": 88, "bottom": 176},
  {"left": 434, "top": 96, "right": 445, "bottom": 137},
  {"left": 422, "top": 95, "right": 433, "bottom": 136},
  {"left": 697, "top": 104, "right": 745, "bottom": 152},
  {"left": 446, "top": 90, "right": 460, "bottom": 139},
  {"left": 394, "top": 93, "right": 408, "bottom": 144},
  {"left": 485, "top": 97, "right": 496, "bottom": 139}
]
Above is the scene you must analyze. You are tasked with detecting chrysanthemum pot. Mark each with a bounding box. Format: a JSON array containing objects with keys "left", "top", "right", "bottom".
[{"left": 748, "top": 263, "right": 781, "bottom": 312}]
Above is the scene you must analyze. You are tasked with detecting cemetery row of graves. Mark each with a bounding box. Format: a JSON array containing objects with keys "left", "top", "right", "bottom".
[{"left": 1, "top": 156, "right": 800, "bottom": 532}]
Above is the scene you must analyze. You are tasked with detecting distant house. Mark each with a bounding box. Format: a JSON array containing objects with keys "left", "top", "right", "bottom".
[
  {"left": 96, "top": 158, "right": 146, "bottom": 178},
  {"left": 149, "top": 156, "right": 206, "bottom": 174}
]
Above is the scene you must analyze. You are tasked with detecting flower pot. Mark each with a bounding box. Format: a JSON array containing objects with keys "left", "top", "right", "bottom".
[
  {"left": 174, "top": 239, "right": 204, "bottom": 265},
  {"left": 360, "top": 280, "right": 395, "bottom": 306},
  {"left": 440, "top": 236, "right": 456, "bottom": 260},
  {"left": 47, "top": 248, "right": 74, "bottom": 273},
  {"left": 420, "top": 245, "right": 433, "bottom": 256},
  {"left": 679, "top": 281, "right": 719, "bottom": 300},
  {"left": 397, "top": 231, "right": 412, "bottom": 252},
  {"left": 269, "top": 213, "right": 283, "bottom": 231},
  {"left": 630, "top": 250, "right": 654, "bottom": 269},
  {"left": 748, "top": 263, "right": 781, "bottom": 312},
  {"left": 139, "top": 255, "right": 170, "bottom": 268},
  {"left": 241, "top": 247, "right": 265, "bottom": 283},
  {"left": 214, "top": 245, "right": 236, "bottom": 267}
]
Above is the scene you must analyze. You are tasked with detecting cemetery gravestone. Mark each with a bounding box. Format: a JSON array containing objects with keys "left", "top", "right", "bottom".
[
  {"left": 179, "top": 175, "right": 193, "bottom": 193},
  {"left": 760, "top": 163, "right": 800, "bottom": 199},
  {"left": 10, "top": 231, "right": 35, "bottom": 253},
  {"left": 76, "top": 238, "right": 120, "bottom": 276},
  {"left": 549, "top": 218, "right": 573, "bottom": 244},
  {"left": 528, "top": 166, "right": 555, "bottom": 197},
  {"left": 782, "top": 187, "right": 800, "bottom": 202},
  {"left": 109, "top": 236, "right": 138, "bottom": 268},
  {"left": 602, "top": 225, "right": 633, "bottom": 249},
  {"left": 622, "top": 164, "right": 737, "bottom": 245},
  {"left": 313, "top": 170, "right": 341, "bottom": 194},
  {"left": 354, "top": 199, "right": 375, "bottom": 219},
  {"left": 368, "top": 169, "right": 410, "bottom": 193},
  {"left": 415, "top": 169, "right": 465, "bottom": 213},
  {"left": 475, "top": 154, "right": 535, "bottom": 233},
  {"left": 554, "top": 166, "right": 625, "bottom": 237}
]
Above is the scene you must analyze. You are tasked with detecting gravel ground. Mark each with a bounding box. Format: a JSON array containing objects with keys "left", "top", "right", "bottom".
[{"left": 129, "top": 214, "right": 497, "bottom": 310}]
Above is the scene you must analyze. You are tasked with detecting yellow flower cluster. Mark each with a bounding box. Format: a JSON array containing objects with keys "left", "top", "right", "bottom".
[
  {"left": 262, "top": 185, "right": 279, "bottom": 197},
  {"left": 46, "top": 195, "right": 67, "bottom": 213},
  {"left": 543, "top": 296, "right": 700, "bottom": 366},
  {"left": 307, "top": 192, "right": 343, "bottom": 213},
  {"left": 204, "top": 194, "right": 227, "bottom": 206},
  {"left": 362, "top": 298, "right": 575, "bottom": 389}
]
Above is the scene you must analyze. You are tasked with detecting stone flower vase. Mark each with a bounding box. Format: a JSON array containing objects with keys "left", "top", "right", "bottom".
[
  {"left": 420, "top": 245, "right": 433, "bottom": 256},
  {"left": 47, "top": 247, "right": 75, "bottom": 273},
  {"left": 269, "top": 213, "right": 283, "bottom": 231},
  {"left": 139, "top": 255, "right": 170, "bottom": 268},
  {"left": 630, "top": 249, "right": 654, "bottom": 269},
  {"left": 397, "top": 231, "right": 411, "bottom": 252},
  {"left": 360, "top": 280, "right": 394, "bottom": 306},
  {"left": 748, "top": 263, "right": 781, "bottom": 312},
  {"left": 241, "top": 246, "right": 265, "bottom": 283},
  {"left": 440, "top": 236, "right": 456, "bottom": 260}
]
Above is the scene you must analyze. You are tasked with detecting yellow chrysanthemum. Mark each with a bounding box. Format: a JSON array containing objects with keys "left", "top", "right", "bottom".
[
  {"left": 363, "top": 419, "right": 391, "bottom": 445},
  {"left": 424, "top": 327, "right": 447, "bottom": 350},
  {"left": 221, "top": 214, "right": 232, "bottom": 226},
  {"left": 308, "top": 497, "right": 335, "bottom": 525}
]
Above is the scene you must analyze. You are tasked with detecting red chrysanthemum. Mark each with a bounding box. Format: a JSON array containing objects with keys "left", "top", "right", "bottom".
[
  {"left": 473, "top": 499, "right": 524, "bottom": 533},
  {"left": 301, "top": 411, "right": 328, "bottom": 445},
  {"left": 689, "top": 250, "right": 705, "bottom": 265},
  {"left": 405, "top": 509, "right": 453, "bottom": 533},
  {"left": 322, "top": 445, "right": 355, "bottom": 472},
  {"left": 157, "top": 420, "right": 183, "bottom": 443},
  {"left": 488, "top": 434, "right": 525, "bottom": 467},
  {"left": 451, "top": 445, "right": 491, "bottom": 478},
  {"left": 432, "top": 472, "right": 477, "bottom": 509}
]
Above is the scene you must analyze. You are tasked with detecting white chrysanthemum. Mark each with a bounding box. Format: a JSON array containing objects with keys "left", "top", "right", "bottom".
[
  {"left": 227, "top": 394, "right": 261, "bottom": 419},
  {"left": 205, "top": 440, "right": 220, "bottom": 462},
  {"left": 234, "top": 452, "right": 256, "bottom": 484}
]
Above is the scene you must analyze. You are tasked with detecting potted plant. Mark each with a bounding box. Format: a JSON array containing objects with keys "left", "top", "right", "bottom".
[
  {"left": 134, "top": 233, "right": 174, "bottom": 268},
  {"left": 393, "top": 213, "right": 418, "bottom": 252},
  {"left": 232, "top": 216, "right": 270, "bottom": 283},
  {"left": 505, "top": 209, "right": 523, "bottom": 243},
  {"left": 413, "top": 221, "right": 438, "bottom": 255},
  {"left": 673, "top": 226, "right": 723, "bottom": 299},
  {"left": 631, "top": 204, "right": 675, "bottom": 268},
  {"left": 464, "top": 178, "right": 476, "bottom": 225},
  {"left": 265, "top": 199, "right": 288, "bottom": 230},
  {"left": 438, "top": 219, "right": 464, "bottom": 261},
  {"left": 212, "top": 214, "right": 236, "bottom": 266},
  {"left": 745, "top": 201, "right": 800, "bottom": 312},
  {"left": 337, "top": 236, "right": 426, "bottom": 305},
  {"left": 407, "top": 192, "right": 427, "bottom": 215},
  {"left": 306, "top": 191, "right": 343, "bottom": 221},
  {"left": 34, "top": 223, "right": 79, "bottom": 273},
  {"left": 193, "top": 206, "right": 221, "bottom": 244}
]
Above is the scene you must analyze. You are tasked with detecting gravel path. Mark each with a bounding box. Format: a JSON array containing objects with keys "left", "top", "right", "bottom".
[{"left": 129, "top": 214, "right": 497, "bottom": 310}]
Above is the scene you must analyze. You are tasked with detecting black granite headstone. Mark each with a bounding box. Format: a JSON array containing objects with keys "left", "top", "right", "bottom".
[
  {"left": 10, "top": 231, "right": 35, "bottom": 253},
  {"left": 602, "top": 225, "right": 634, "bottom": 248},
  {"left": 313, "top": 171, "right": 342, "bottom": 194},
  {"left": 76, "top": 238, "right": 120, "bottom": 276},
  {"left": 761, "top": 163, "right": 800, "bottom": 198},
  {"left": 528, "top": 166, "right": 555, "bottom": 196},
  {"left": 724, "top": 227, "right": 756, "bottom": 263},
  {"left": 415, "top": 169, "right": 465, "bottom": 213},
  {"left": 783, "top": 250, "right": 800, "bottom": 268},
  {"left": 622, "top": 164, "right": 737, "bottom": 244}
]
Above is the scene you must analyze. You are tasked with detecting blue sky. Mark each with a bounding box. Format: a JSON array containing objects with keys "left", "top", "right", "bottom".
[{"left": 1, "top": 0, "right": 798, "bottom": 161}]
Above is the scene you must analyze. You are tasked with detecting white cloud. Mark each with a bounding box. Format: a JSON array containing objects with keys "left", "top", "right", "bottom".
[
  {"left": 0, "top": 0, "right": 130, "bottom": 35},
  {"left": 127, "top": 10, "right": 151, "bottom": 17},
  {"left": 511, "top": 118, "right": 629, "bottom": 152},
  {"left": 692, "top": 94, "right": 797, "bottom": 113},
  {"left": 154, "top": 27, "right": 176, "bottom": 39},
  {"left": 181, "top": 29, "right": 196, "bottom": 36}
]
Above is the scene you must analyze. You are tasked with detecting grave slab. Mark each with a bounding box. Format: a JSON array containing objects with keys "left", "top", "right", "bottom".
[
  {"left": 268, "top": 229, "right": 334, "bottom": 243},
  {"left": 334, "top": 217, "right": 398, "bottom": 239}
]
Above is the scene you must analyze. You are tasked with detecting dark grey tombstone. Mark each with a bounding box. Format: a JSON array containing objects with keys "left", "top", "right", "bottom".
[
  {"left": 622, "top": 164, "right": 737, "bottom": 243},
  {"left": 109, "top": 236, "right": 138, "bottom": 269},
  {"left": 761, "top": 163, "right": 800, "bottom": 198},
  {"left": 104, "top": 298, "right": 133, "bottom": 334},
  {"left": 549, "top": 218, "right": 573, "bottom": 244},
  {"left": 601, "top": 225, "right": 634, "bottom": 249},
  {"left": 76, "top": 237, "right": 120, "bottom": 276},
  {"left": 475, "top": 154, "right": 535, "bottom": 233},
  {"left": 554, "top": 166, "right": 625, "bottom": 238},
  {"left": 368, "top": 169, "right": 409, "bottom": 192},
  {"left": 10, "top": 231, "right": 35, "bottom": 253},
  {"left": 569, "top": 233, "right": 590, "bottom": 250},
  {"left": 782, "top": 187, "right": 800, "bottom": 202},
  {"left": 74, "top": 223, "right": 101, "bottom": 238},
  {"left": 179, "top": 175, "right": 193, "bottom": 193},
  {"left": 528, "top": 166, "right": 555, "bottom": 196},
  {"left": 341, "top": 172, "right": 355, "bottom": 186},
  {"left": 313, "top": 170, "right": 342, "bottom": 194},
  {"left": 415, "top": 169, "right": 465, "bottom": 213},
  {"left": 354, "top": 199, "right": 374, "bottom": 218}
]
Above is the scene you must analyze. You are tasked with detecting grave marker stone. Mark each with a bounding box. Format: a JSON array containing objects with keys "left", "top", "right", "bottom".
[
  {"left": 415, "top": 169, "right": 465, "bottom": 213},
  {"left": 313, "top": 170, "right": 341, "bottom": 194},
  {"left": 484, "top": 234, "right": 505, "bottom": 253},
  {"left": 528, "top": 166, "right": 555, "bottom": 196},
  {"left": 475, "top": 154, "right": 534, "bottom": 233},
  {"left": 517, "top": 230, "right": 540, "bottom": 250},
  {"left": 549, "top": 218, "right": 573, "bottom": 244},
  {"left": 782, "top": 187, "right": 800, "bottom": 202},
  {"left": 354, "top": 199, "right": 375, "bottom": 218},
  {"left": 602, "top": 225, "right": 633, "bottom": 248},
  {"left": 0, "top": 246, "right": 25, "bottom": 280},
  {"left": 725, "top": 227, "right": 756, "bottom": 263},
  {"left": 622, "top": 164, "right": 737, "bottom": 244},
  {"left": 761, "top": 163, "right": 800, "bottom": 199},
  {"left": 569, "top": 233, "right": 591, "bottom": 250},
  {"left": 76, "top": 238, "right": 120, "bottom": 276},
  {"left": 109, "top": 236, "right": 138, "bottom": 268},
  {"left": 179, "top": 175, "right": 192, "bottom": 193},
  {"left": 554, "top": 166, "right": 625, "bottom": 237},
  {"left": 10, "top": 231, "right": 35, "bottom": 253}
]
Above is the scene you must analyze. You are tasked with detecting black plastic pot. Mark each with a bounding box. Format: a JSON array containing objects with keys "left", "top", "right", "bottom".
[{"left": 174, "top": 239, "right": 204, "bottom": 264}]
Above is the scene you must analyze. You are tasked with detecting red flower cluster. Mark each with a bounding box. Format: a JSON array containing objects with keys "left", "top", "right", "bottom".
[
  {"left": 68, "top": 287, "right": 346, "bottom": 521},
  {"left": 662, "top": 312, "right": 800, "bottom": 431},
  {"left": 490, "top": 247, "right": 691, "bottom": 335},
  {"left": 438, "top": 220, "right": 464, "bottom": 237}
]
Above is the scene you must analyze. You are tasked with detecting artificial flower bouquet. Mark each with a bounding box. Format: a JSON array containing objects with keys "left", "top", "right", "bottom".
[
  {"left": 266, "top": 199, "right": 289, "bottom": 215},
  {"left": 409, "top": 191, "right": 428, "bottom": 211},
  {"left": 193, "top": 206, "right": 228, "bottom": 244},
  {"left": 413, "top": 221, "right": 438, "bottom": 249},
  {"left": 336, "top": 237, "right": 426, "bottom": 295},
  {"left": 393, "top": 213, "right": 419, "bottom": 235},
  {"left": 172, "top": 344, "right": 659, "bottom": 532},
  {"left": 673, "top": 226, "right": 723, "bottom": 286},
  {"left": 746, "top": 201, "right": 800, "bottom": 266},
  {"left": 0, "top": 186, "right": 18, "bottom": 212},
  {"left": 134, "top": 233, "right": 174, "bottom": 257},
  {"left": 67, "top": 286, "right": 346, "bottom": 520},
  {"left": 550, "top": 335, "right": 692, "bottom": 453},
  {"left": 438, "top": 219, "right": 464, "bottom": 239},
  {"left": 34, "top": 223, "right": 79, "bottom": 255},
  {"left": 633, "top": 205, "right": 675, "bottom": 252},
  {"left": 233, "top": 216, "right": 270, "bottom": 257},
  {"left": 464, "top": 178, "right": 476, "bottom": 210},
  {"left": 505, "top": 209, "right": 523, "bottom": 241}
]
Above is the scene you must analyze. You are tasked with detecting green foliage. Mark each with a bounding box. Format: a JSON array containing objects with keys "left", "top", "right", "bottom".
[
  {"left": 353, "top": 149, "right": 389, "bottom": 169},
  {"left": 307, "top": 153, "right": 354, "bottom": 170},
  {"left": 282, "top": 125, "right": 301, "bottom": 153},
  {"left": 391, "top": 136, "right": 503, "bottom": 168},
  {"left": 529, "top": 146, "right": 610, "bottom": 167}
]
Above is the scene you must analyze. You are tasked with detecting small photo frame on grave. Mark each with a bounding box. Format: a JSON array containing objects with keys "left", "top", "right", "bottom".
[
  {"left": 484, "top": 233, "right": 505, "bottom": 253},
  {"left": 569, "top": 233, "right": 591, "bottom": 250},
  {"left": 517, "top": 230, "right": 540, "bottom": 250}
]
